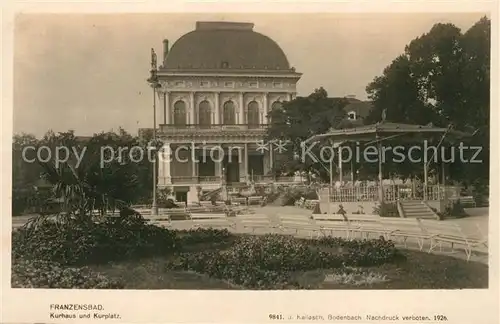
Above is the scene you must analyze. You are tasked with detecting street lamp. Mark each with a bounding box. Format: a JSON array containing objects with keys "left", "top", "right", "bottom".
[
  {"left": 221, "top": 167, "right": 228, "bottom": 202},
  {"left": 147, "top": 48, "right": 161, "bottom": 216}
]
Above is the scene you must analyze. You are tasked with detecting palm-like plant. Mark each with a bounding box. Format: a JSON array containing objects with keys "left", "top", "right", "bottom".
[{"left": 38, "top": 137, "right": 140, "bottom": 221}]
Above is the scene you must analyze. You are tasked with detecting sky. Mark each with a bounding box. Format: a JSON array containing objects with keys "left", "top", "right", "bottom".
[{"left": 13, "top": 13, "right": 487, "bottom": 137}]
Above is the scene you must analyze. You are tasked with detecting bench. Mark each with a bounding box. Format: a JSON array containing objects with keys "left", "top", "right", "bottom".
[
  {"left": 339, "top": 214, "right": 385, "bottom": 240},
  {"left": 417, "top": 219, "right": 487, "bottom": 261},
  {"left": 189, "top": 213, "right": 236, "bottom": 229},
  {"left": 232, "top": 197, "right": 247, "bottom": 205},
  {"left": 238, "top": 214, "right": 276, "bottom": 233},
  {"left": 311, "top": 214, "right": 351, "bottom": 239},
  {"left": 165, "top": 208, "right": 190, "bottom": 221},
  {"left": 379, "top": 218, "right": 426, "bottom": 250},
  {"left": 277, "top": 214, "right": 321, "bottom": 238},
  {"left": 186, "top": 206, "right": 210, "bottom": 213},
  {"left": 247, "top": 196, "right": 263, "bottom": 205},
  {"left": 458, "top": 196, "right": 476, "bottom": 207},
  {"left": 346, "top": 214, "right": 380, "bottom": 222}
]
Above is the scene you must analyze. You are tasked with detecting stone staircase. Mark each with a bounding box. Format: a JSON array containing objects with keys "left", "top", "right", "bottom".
[{"left": 400, "top": 200, "right": 438, "bottom": 219}]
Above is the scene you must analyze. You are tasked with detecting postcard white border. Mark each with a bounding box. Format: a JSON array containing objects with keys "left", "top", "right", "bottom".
[{"left": 2, "top": 1, "right": 499, "bottom": 323}]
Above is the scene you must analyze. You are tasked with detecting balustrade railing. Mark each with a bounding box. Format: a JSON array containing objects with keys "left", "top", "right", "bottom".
[
  {"left": 165, "top": 175, "right": 303, "bottom": 185},
  {"left": 159, "top": 124, "right": 268, "bottom": 132},
  {"left": 198, "top": 176, "right": 220, "bottom": 183}
]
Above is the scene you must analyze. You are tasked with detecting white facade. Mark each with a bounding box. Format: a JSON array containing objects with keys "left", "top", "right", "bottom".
[{"left": 151, "top": 22, "right": 301, "bottom": 202}]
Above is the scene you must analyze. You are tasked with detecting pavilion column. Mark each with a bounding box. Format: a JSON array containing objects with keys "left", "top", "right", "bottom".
[
  {"left": 377, "top": 139, "right": 384, "bottom": 203},
  {"left": 239, "top": 92, "right": 245, "bottom": 124},
  {"left": 423, "top": 158, "right": 428, "bottom": 201},
  {"left": 287, "top": 93, "right": 292, "bottom": 101},
  {"left": 338, "top": 146, "right": 343, "bottom": 184},
  {"left": 214, "top": 92, "right": 220, "bottom": 124},
  {"left": 441, "top": 161, "right": 446, "bottom": 201},
  {"left": 329, "top": 147, "right": 334, "bottom": 215},
  {"left": 350, "top": 152, "right": 355, "bottom": 182}
]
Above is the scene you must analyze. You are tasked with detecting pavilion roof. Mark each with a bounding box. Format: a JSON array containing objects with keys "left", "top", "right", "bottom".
[{"left": 304, "top": 121, "right": 472, "bottom": 145}]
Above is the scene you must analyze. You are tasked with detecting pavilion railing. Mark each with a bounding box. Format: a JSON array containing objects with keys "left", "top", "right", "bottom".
[{"left": 328, "top": 184, "right": 459, "bottom": 202}]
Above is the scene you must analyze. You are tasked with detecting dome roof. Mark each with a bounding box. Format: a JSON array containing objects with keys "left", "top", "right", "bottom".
[{"left": 162, "top": 22, "right": 291, "bottom": 71}]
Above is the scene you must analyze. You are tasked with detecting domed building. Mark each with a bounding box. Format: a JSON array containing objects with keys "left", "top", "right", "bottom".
[{"left": 154, "top": 21, "right": 301, "bottom": 202}]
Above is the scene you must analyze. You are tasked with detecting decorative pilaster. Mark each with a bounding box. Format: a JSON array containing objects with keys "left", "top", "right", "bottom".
[
  {"left": 214, "top": 92, "right": 220, "bottom": 124},
  {"left": 190, "top": 92, "right": 195, "bottom": 124},
  {"left": 239, "top": 92, "right": 244, "bottom": 124},
  {"left": 164, "top": 92, "right": 170, "bottom": 124}
]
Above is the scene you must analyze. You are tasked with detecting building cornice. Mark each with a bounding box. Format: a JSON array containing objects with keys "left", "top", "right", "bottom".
[{"left": 157, "top": 70, "right": 302, "bottom": 79}]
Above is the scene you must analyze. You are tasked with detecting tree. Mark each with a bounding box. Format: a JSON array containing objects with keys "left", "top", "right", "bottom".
[
  {"left": 365, "top": 17, "right": 490, "bottom": 185},
  {"left": 265, "top": 88, "right": 352, "bottom": 180},
  {"left": 12, "top": 133, "right": 44, "bottom": 215},
  {"left": 12, "top": 128, "right": 159, "bottom": 215}
]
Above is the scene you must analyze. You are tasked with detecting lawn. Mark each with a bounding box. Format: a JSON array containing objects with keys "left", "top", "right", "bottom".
[
  {"left": 89, "top": 235, "right": 488, "bottom": 290},
  {"left": 12, "top": 215, "right": 488, "bottom": 290}
]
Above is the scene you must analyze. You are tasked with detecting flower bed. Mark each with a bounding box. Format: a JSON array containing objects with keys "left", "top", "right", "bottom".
[{"left": 167, "top": 234, "right": 405, "bottom": 289}]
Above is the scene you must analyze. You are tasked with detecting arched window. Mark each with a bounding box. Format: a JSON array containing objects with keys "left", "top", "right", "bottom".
[
  {"left": 247, "top": 101, "right": 260, "bottom": 128},
  {"left": 223, "top": 100, "right": 236, "bottom": 125},
  {"left": 173, "top": 100, "right": 187, "bottom": 126},
  {"left": 198, "top": 100, "right": 211, "bottom": 127}
]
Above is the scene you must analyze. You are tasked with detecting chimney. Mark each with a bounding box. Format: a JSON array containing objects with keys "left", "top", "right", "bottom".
[{"left": 163, "top": 39, "right": 169, "bottom": 65}]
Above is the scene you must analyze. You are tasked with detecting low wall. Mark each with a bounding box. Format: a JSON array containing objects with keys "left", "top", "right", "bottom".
[{"left": 319, "top": 201, "right": 377, "bottom": 215}]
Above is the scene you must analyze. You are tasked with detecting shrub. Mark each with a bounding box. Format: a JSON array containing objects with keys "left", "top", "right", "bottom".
[
  {"left": 168, "top": 234, "right": 343, "bottom": 289},
  {"left": 167, "top": 235, "right": 404, "bottom": 289},
  {"left": 373, "top": 202, "right": 399, "bottom": 217},
  {"left": 438, "top": 201, "right": 468, "bottom": 219},
  {"left": 12, "top": 213, "right": 177, "bottom": 266},
  {"left": 175, "top": 228, "right": 232, "bottom": 245},
  {"left": 315, "top": 236, "right": 406, "bottom": 266},
  {"left": 11, "top": 258, "right": 124, "bottom": 289},
  {"left": 281, "top": 186, "right": 318, "bottom": 206}
]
